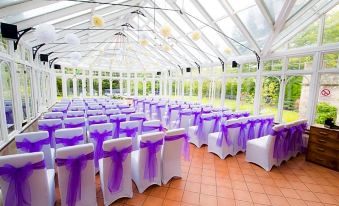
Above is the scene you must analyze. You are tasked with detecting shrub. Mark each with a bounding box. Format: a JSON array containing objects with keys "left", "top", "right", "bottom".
[{"left": 315, "top": 102, "right": 337, "bottom": 124}]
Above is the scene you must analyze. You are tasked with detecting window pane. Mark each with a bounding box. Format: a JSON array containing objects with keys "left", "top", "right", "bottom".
[
  {"left": 56, "top": 77, "right": 62, "bottom": 98},
  {"left": 202, "top": 80, "right": 211, "bottom": 104},
  {"left": 1, "top": 62, "right": 14, "bottom": 133},
  {"left": 102, "top": 79, "right": 110, "bottom": 96},
  {"left": 130, "top": 80, "right": 135, "bottom": 96},
  {"left": 260, "top": 76, "right": 281, "bottom": 121},
  {"left": 67, "top": 79, "right": 74, "bottom": 97},
  {"left": 18, "top": 63, "right": 28, "bottom": 123},
  {"left": 288, "top": 20, "right": 319, "bottom": 49},
  {"left": 77, "top": 79, "right": 82, "bottom": 96},
  {"left": 323, "top": 5, "right": 339, "bottom": 44},
  {"left": 283, "top": 75, "right": 311, "bottom": 123},
  {"left": 240, "top": 77, "right": 255, "bottom": 114},
  {"left": 112, "top": 80, "right": 120, "bottom": 94},
  {"left": 225, "top": 78, "right": 237, "bottom": 110},
  {"left": 93, "top": 79, "right": 98, "bottom": 96},
  {"left": 322, "top": 52, "right": 339, "bottom": 69},
  {"left": 288, "top": 56, "right": 313, "bottom": 70},
  {"left": 85, "top": 78, "right": 90, "bottom": 96},
  {"left": 214, "top": 79, "right": 222, "bottom": 107},
  {"left": 155, "top": 80, "right": 160, "bottom": 96},
  {"left": 242, "top": 62, "right": 257, "bottom": 73},
  {"left": 146, "top": 81, "right": 152, "bottom": 95},
  {"left": 122, "top": 80, "right": 128, "bottom": 95},
  {"left": 263, "top": 59, "right": 282, "bottom": 71},
  {"left": 192, "top": 80, "right": 199, "bottom": 102},
  {"left": 316, "top": 74, "right": 339, "bottom": 124}
]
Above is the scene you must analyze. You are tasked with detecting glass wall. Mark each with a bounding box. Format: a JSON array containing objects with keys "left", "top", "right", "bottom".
[
  {"left": 1, "top": 62, "right": 14, "bottom": 133},
  {"left": 102, "top": 79, "right": 110, "bottom": 96},
  {"left": 239, "top": 77, "right": 255, "bottom": 113},
  {"left": 260, "top": 76, "right": 281, "bottom": 120},
  {"left": 225, "top": 78, "right": 237, "bottom": 110},
  {"left": 93, "top": 79, "right": 98, "bottom": 96},
  {"left": 67, "top": 78, "right": 74, "bottom": 97}
]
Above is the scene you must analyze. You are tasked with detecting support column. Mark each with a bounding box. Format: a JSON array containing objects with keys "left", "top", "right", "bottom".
[
  {"left": 62, "top": 76, "right": 67, "bottom": 98},
  {"left": 73, "top": 78, "right": 77, "bottom": 97},
  {"left": 89, "top": 77, "right": 94, "bottom": 96},
  {"left": 127, "top": 74, "right": 131, "bottom": 97}
]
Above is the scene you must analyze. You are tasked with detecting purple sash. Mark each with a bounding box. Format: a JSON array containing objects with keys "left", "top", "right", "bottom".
[
  {"left": 16, "top": 138, "right": 50, "bottom": 152},
  {"left": 110, "top": 118, "right": 126, "bottom": 138},
  {"left": 156, "top": 105, "right": 165, "bottom": 120},
  {"left": 90, "top": 130, "right": 112, "bottom": 168},
  {"left": 88, "top": 119, "right": 107, "bottom": 125},
  {"left": 257, "top": 119, "right": 266, "bottom": 138},
  {"left": 223, "top": 113, "right": 233, "bottom": 120},
  {"left": 0, "top": 160, "right": 46, "bottom": 206},
  {"left": 149, "top": 102, "right": 157, "bottom": 114},
  {"left": 273, "top": 129, "right": 287, "bottom": 160},
  {"left": 166, "top": 107, "right": 180, "bottom": 125},
  {"left": 102, "top": 145, "right": 132, "bottom": 193},
  {"left": 216, "top": 123, "right": 244, "bottom": 147},
  {"left": 192, "top": 111, "right": 201, "bottom": 126},
  {"left": 243, "top": 112, "right": 250, "bottom": 117},
  {"left": 176, "top": 111, "right": 192, "bottom": 128},
  {"left": 130, "top": 116, "right": 146, "bottom": 122},
  {"left": 285, "top": 126, "right": 297, "bottom": 154},
  {"left": 119, "top": 127, "right": 138, "bottom": 138},
  {"left": 64, "top": 122, "right": 86, "bottom": 128},
  {"left": 52, "top": 108, "right": 67, "bottom": 113},
  {"left": 212, "top": 114, "right": 222, "bottom": 132},
  {"left": 265, "top": 118, "right": 274, "bottom": 135},
  {"left": 294, "top": 123, "right": 306, "bottom": 152},
  {"left": 38, "top": 123, "right": 62, "bottom": 148},
  {"left": 56, "top": 152, "right": 94, "bottom": 206},
  {"left": 118, "top": 105, "right": 129, "bottom": 110},
  {"left": 55, "top": 134, "right": 83, "bottom": 146},
  {"left": 121, "top": 110, "right": 135, "bottom": 115},
  {"left": 142, "top": 124, "right": 163, "bottom": 132},
  {"left": 247, "top": 120, "right": 257, "bottom": 140},
  {"left": 195, "top": 116, "right": 215, "bottom": 138},
  {"left": 140, "top": 139, "right": 163, "bottom": 181},
  {"left": 165, "top": 133, "right": 189, "bottom": 160},
  {"left": 236, "top": 123, "right": 247, "bottom": 149}
]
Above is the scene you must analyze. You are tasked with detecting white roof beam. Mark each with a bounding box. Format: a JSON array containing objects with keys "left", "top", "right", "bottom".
[{"left": 255, "top": 0, "right": 274, "bottom": 27}]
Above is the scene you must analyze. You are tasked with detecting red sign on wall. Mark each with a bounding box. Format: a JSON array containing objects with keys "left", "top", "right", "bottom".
[{"left": 321, "top": 89, "right": 331, "bottom": 96}]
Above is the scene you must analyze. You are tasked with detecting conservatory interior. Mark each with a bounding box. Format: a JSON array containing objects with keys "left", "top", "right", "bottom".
[{"left": 0, "top": 0, "right": 338, "bottom": 206}]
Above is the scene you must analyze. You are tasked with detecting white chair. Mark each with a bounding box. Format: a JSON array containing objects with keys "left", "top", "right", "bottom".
[
  {"left": 121, "top": 108, "right": 136, "bottom": 119},
  {"left": 129, "top": 112, "right": 146, "bottom": 134},
  {"left": 38, "top": 119, "right": 62, "bottom": 148},
  {"left": 88, "top": 104, "right": 103, "bottom": 110},
  {"left": 142, "top": 120, "right": 163, "bottom": 134},
  {"left": 67, "top": 110, "right": 85, "bottom": 118},
  {"left": 162, "top": 128, "right": 187, "bottom": 184},
  {"left": 99, "top": 138, "right": 133, "bottom": 205},
  {"left": 68, "top": 105, "right": 86, "bottom": 112},
  {"left": 51, "top": 106, "right": 68, "bottom": 117},
  {"left": 119, "top": 121, "right": 139, "bottom": 150},
  {"left": 118, "top": 104, "right": 130, "bottom": 110},
  {"left": 55, "top": 128, "right": 85, "bottom": 149},
  {"left": 55, "top": 144, "right": 97, "bottom": 206},
  {"left": 152, "top": 103, "right": 166, "bottom": 122},
  {"left": 246, "top": 124, "right": 285, "bottom": 171},
  {"left": 89, "top": 123, "right": 114, "bottom": 169},
  {"left": 165, "top": 105, "right": 180, "bottom": 127},
  {"left": 15, "top": 131, "right": 55, "bottom": 169},
  {"left": 88, "top": 115, "right": 108, "bottom": 126},
  {"left": 110, "top": 114, "right": 127, "bottom": 139},
  {"left": 148, "top": 101, "right": 158, "bottom": 119},
  {"left": 105, "top": 108, "right": 120, "bottom": 116},
  {"left": 188, "top": 113, "right": 216, "bottom": 148},
  {"left": 131, "top": 132, "right": 164, "bottom": 193},
  {"left": 103, "top": 104, "right": 117, "bottom": 110},
  {"left": 87, "top": 109, "right": 104, "bottom": 117},
  {"left": 170, "top": 109, "right": 192, "bottom": 131},
  {"left": 64, "top": 117, "right": 86, "bottom": 132},
  {"left": 44, "top": 112, "right": 63, "bottom": 120}
]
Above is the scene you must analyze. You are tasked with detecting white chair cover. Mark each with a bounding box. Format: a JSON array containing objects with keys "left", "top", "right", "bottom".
[
  {"left": 142, "top": 120, "right": 163, "bottom": 135},
  {"left": 55, "top": 128, "right": 85, "bottom": 149},
  {"left": 87, "top": 109, "right": 104, "bottom": 117},
  {"left": 188, "top": 113, "right": 216, "bottom": 148},
  {"left": 105, "top": 108, "right": 120, "bottom": 116},
  {"left": 88, "top": 115, "right": 108, "bottom": 126},
  {"left": 129, "top": 112, "right": 146, "bottom": 134},
  {"left": 44, "top": 112, "right": 63, "bottom": 120},
  {"left": 38, "top": 119, "right": 62, "bottom": 148},
  {"left": 119, "top": 121, "right": 139, "bottom": 150},
  {"left": 67, "top": 111, "right": 85, "bottom": 118},
  {"left": 0, "top": 152, "right": 55, "bottom": 206}
]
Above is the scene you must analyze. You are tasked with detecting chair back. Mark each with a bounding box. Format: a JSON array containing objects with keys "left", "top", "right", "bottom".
[
  {"left": 105, "top": 108, "right": 120, "bottom": 116},
  {"left": 38, "top": 119, "right": 63, "bottom": 148},
  {"left": 44, "top": 112, "right": 63, "bottom": 120},
  {"left": 55, "top": 128, "right": 85, "bottom": 148},
  {"left": 88, "top": 115, "right": 108, "bottom": 126},
  {"left": 87, "top": 109, "right": 104, "bottom": 117},
  {"left": 66, "top": 110, "right": 85, "bottom": 118}
]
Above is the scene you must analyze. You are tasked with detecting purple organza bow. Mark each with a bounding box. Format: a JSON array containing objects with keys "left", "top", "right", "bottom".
[
  {"left": 102, "top": 145, "right": 132, "bottom": 193},
  {"left": 111, "top": 118, "right": 126, "bottom": 138},
  {"left": 149, "top": 102, "right": 157, "bottom": 114},
  {"left": 273, "top": 129, "right": 286, "bottom": 160},
  {"left": 52, "top": 108, "right": 67, "bottom": 113},
  {"left": 294, "top": 123, "right": 306, "bottom": 152},
  {"left": 285, "top": 126, "right": 297, "bottom": 154},
  {"left": 192, "top": 111, "right": 200, "bottom": 126},
  {"left": 38, "top": 123, "right": 62, "bottom": 148},
  {"left": 165, "top": 133, "right": 190, "bottom": 161},
  {"left": 212, "top": 114, "right": 222, "bottom": 132},
  {"left": 166, "top": 107, "right": 180, "bottom": 125},
  {"left": 247, "top": 120, "right": 257, "bottom": 140},
  {"left": 88, "top": 119, "right": 107, "bottom": 125},
  {"left": 55, "top": 134, "right": 83, "bottom": 147},
  {"left": 140, "top": 139, "right": 163, "bottom": 181},
  {"left": 176, "top": 111, "right": 192, "bottom": 128},
  {"left": 90, "top": 130, "right": 112, "bottom": 168},
  {"left": 56, "top": 152, "right": 94, "bottom": 206},
  {"left": 142, "top": 124, "right": 163, "bottom": 132},
  {"left": 119, "top": 127, "right": 138, "bottom": 138},
  {"left": 265, "top": 118, "right": 274, "bottom": 135},
  {"left": 195, "top": 116, "right": 215, "bottom": 138},
  {"left": 64, "top": 122, "right": 86, "bottom": 128},
  {"left": 16, "top": 138, "right": 50, "bottom": 153},
  {"left": 216, "top": 123, "right": 244, "bottom": 147},
  {"left": 0, "top": 160, "right": 46, "bottom": 206},
  {"left": 257, "top": 119, "right": 267, "bottom": 138},
  {"left": 156, "top": 105, "right": 165, "bottom": 120},
  {"left": 236, "top": 123, "right": 247, "bottom": 149},
  {"left": 222, "top": 113, "right": 233, "bottom": 120},
  {"left": 130, "top": 116, "right": 147, "bottom": 122}
]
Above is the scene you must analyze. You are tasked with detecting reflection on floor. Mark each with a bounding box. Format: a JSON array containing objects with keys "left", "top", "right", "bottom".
[{"left": 1, "top": 120, "right": 339, "bottom": 206}]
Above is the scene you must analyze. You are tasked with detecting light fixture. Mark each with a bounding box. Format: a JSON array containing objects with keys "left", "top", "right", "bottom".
[
  {"left": 34, "top": 24, "right": 57, "bottom": 44},
  {"left": 224, "top": 47, "right": 232, "bottom": 55},
  {"left": 92, "top": 15, "right": 105, "bottom": 27},
  {"left": 191, "top": 31, "right": 201, "bottom": 41},
  {"left": 160, "top": 24, "right": 171, "bottom": 38}
]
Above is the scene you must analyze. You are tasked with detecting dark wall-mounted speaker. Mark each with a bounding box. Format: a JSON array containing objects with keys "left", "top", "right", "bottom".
[
  {"left": 186, "top": 67, "right": 191, "bottom": 72},
  {"left": 156, "top": 71, "right": 161, "bottom": 75},
  {"left": 40, "top": 54, "right": 49, "bottom": 62},
  {"left": 232, "top": 61, "right": 239, "bottom": 68},
  {"left": 1, "top": 23, "right": 18, "bottom": 40},
  {"left": 54, "top": 64, "right": 61, "bottom": 69},
  {"left": 168, "top": 70, "right": 170, "bottom": 76}
]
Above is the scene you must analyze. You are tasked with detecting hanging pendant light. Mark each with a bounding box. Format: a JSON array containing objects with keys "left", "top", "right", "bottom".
[
  {"left": 160, "top": 24, "right": 172, "bottom": 38},
  {"left": 92, "top": 15, "right": 105, "bottom": 27},
  {"left": 191, "top": 31, "right": 201, "bottom": 41},
  {"left": 224, "top": 47, "right": 232, "bottom": 55},
  {"left": 34, "top": 24, "right": 57, "bottom": 44},
  {"left": 163, "top": 44, "right": 171, "bottom": 52}
]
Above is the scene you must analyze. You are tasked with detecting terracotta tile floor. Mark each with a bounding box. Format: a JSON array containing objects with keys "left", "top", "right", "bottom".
[{"left": 1, "top": 120, "right": 339, "bottom": 206}]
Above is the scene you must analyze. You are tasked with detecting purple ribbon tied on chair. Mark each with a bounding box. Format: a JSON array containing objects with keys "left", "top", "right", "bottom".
[
  {"left": 90, "top": 130, "right": 113, "bottom": 168},
  {"left": 38, "top": 123, "right": 62, "bottom": 148},
  {"left": 212, "top": 114, "right": 222, "bottom": 132},
  {"left": 273, "top": 129, "right": 287, "bottom": 160},
  {"left": 294, "top": 123, "right": 306, "bottom": 152},
  {"left": 222, "top": 113, "right": 233, "bottom": 120},
  {"left": 102, "top": 145, "right": 132, "bottom": 193},
  {"left": 121, "top": 110, "right": 135, "bottom": 115},
  {"left": 156, "top": 105, "right": 165, "bottom": 120},
  {"left": 149, "top": 102, "right": 157, "bottom": 114},
  {"left": 130, "top": 116, "right": 146, "bottom": 122},
  {"left": 247, "top": 120, "right": 257, "bottom": 140},
  {"left": 111, "top": 118, "right": 126, "bottom": 138},
  {"left": 192, "top": 111, "right": 201, "bottom": 126},
  {"left": 140, "top": 139, "right": 163, "bottom": 181},
  {"left": 216, "top": 123, "right": 245, "bottom": 147},
  {"left": 0, "top": 160, "right": 46, "bottom": 206},
  {"left": 165, "top": 133, "right": 190, "bottom": 161},
  {"left": 166, "top": 107, "right": 179, "bottom": 125},
  {"left": 176, "top": 111, "right": 192, "bottom": 128},
  {"left": 285, "top": 126, "right": 297, "bottom": 154},
  {"left": 236, "top": 123, "right": 247, "bottom": 149},
  {"left": 64, "top": 122, "right": 85, "bottom": 128},
  {"left": 55, "top": 134, "right": 83, "bottom": 147},
  {"left": 119, "top": 127, "right": 138, "bottom": 138},
  {"left": 16, "top": 138, "right": 50, "bottom": 153},
  {"left": 142, "top": 124, "right": 163, "bottom": 132},
  {"left": 265, "top": 118, "right": 274, "bottom": 135},
  {"left": 88, "top": 119, "right": 107, "bottom": 125},
  {"left": 194, "top": 116, "right": 215, "bottom": 138},
  {"left": 56, "top": 152, "right": 94, "bottom": 206},
  {"left": 257, "top": 119, "right": 267, "bottom": 138}
]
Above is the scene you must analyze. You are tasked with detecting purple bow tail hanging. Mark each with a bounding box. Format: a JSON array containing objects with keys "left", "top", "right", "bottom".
[
  {"left": 55, "top": 134, "right": 83, "bottom": 147},
  {"left": 90, "top": 130, "right": 112, "bottom": 168},
  {"left": 273, "top": 130, "right": 286, "bottom": 160},
  {"left": 64, "top": 122, "right": 85, "bottom": 128},
  {"left": 257, "top": 119, "right": 266, "bottom": 138},
  {"left": 0, "top": 160, "right": 46, "bottom": 206},
  {"left": 38, "top": 124, "right": 62, "bottom": 148},
  {"left": 16, "top": 138, "right": 50, "bottom": 153},
  {"left": 103, "top": 146, "right": 132, "bottom": 193},
  {"left": 140, "top": 139, "right": 163, "bottom": 181},
  {"left": 216, "top": 125, "right": 232, "bottom": 147},
  {"left": 237, "top": 123, "right": 247, "bottom": 150},
  {"left": 247, "top": 120, "right": 256, "bottom": 140},
  {"left": 265, "top": 119, "right": 274, "bottom": 135}
]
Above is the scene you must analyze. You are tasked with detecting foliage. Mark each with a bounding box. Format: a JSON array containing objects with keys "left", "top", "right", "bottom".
[{"left": 315, "top": 102, "right": 338, "bottom": 124}]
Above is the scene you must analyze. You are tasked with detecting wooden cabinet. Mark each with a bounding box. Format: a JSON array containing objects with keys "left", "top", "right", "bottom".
[{"left": 306, "top": 125, "right": 339, "bottom": 171}]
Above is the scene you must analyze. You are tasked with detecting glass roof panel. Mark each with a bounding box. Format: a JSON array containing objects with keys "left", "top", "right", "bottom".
[
  {"left": 200, "top": 26, "right": 231, "bottom": 55},
  {"left": 237, "top": 5, "right": 272, "bottom": 48},
  {"left": 196, "top": 0, "right": 227, "bottom": 20},
  {"left": 227, "top": 0, "right": 255, "bottom": 12},
  {"left": 263, "top": 0, "right": 284, "bottom": 21},
  {"left": 178, "top": 37, "right": 209, "bottom": 62},
  {"left": 166, "top": 11, "right": 192, "bottom": 34},
  {"left": 176, "top": 0, "right": 206, "bottom": 28},
  {"left": 288, "top": 0, "right": 311, "bottom": 19}
]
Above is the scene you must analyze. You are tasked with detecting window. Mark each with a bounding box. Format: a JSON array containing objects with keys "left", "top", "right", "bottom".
[
  {"left": 75, "top": 69, "right": 82, "bottom": 75},
  {"left": 93, "top": 71, "right": 99, "bottom": 76},
  {"left": 214, "top": 80, "right": 222, "bottom": 107},
  {"left": 155, "top": 80, "right": 160, "bottom": 95},
  {"left": 202, "top": 80, "right": 211, "bottom": 104},
  {"left": 122, "top": 73, "right": 128, "bottom": 78},
  {"left": 85, "top": 78, "right": 90, "bottom": 96},
  {"left": 18, "top": 64, "right": 28, "bottom": 124},
  {"left": 263, "top": 59, "right": 282, "bottom": 71},
  {"left": 146, "top": 81, "right": 152, "bottom": 95},
  {"left": 225, "top": 78, "right": 238, "bottom": 110},
  {"left": 183, "top": 80, "right": 190, "bottom": 101},
  {"left": 112, "top": 72, "right": 120, "bottom": 77},
  {"left": 102, "top": 71, "right": 110, "bottom": 76},
  {"left": 316, "top": 74, "right": 339, "bottom": 124},
  {"left": 323, "top": 5, "right": 339, "bottom": 44},
  {"left": 260, "top": 76, "right": 281, "bottom": 121},
  {"left": 192, "top": 80, "right": 199, "bottom": 102},
  {"left": 130, "top": 80, "right": 135, "bottom": 96},
  {"left": 65, "top": 67, "right": 74, "bottom": 74},
  {"left": 242, "top": 62, "right": 257, "bottom": 73},
  {"left": 282, "top": 75, "right": 311, "bottom": 123},
  {"left": 130, "top": 73, "right": 135, "bottom": 78},
  {"left": 322, "top": 52, "right": 339, "bottom": 69},
  {"left": 288, "top": 56, "right": 313, "bottom": 70},
  {"left": 67, "top": 79, "right": 74, "bottom": 97},
  {"left": 240, "top": 77, "right": 255, "bottom": 114},
  {"left": 112, "top": 80, "right": 120, "bottom": 94},
  {"left": 1, "top": 62, "right": 15, "bottom": 133},
  {"left": 56, "top": 77, "right": 63, "bottom": 97},
  {"left": 77, "top": 79, "right": 82, "bottom": 96},
  {"left": 93, "top": 79, "right": 98, "bottom": 96},
  {"left": 0, "top": 35, "right": 9, "bottom": 54},
  {"left": 102, "top": 79, "right": 110, "bottom": 96},
  {"left": 288, "top": 20, "right": 319, "bottom": 49},
  {"left": 138, "top": 81, "right": 143, "bottom": 96}
]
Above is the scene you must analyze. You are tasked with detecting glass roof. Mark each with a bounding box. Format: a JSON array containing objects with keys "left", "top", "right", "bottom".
[{"left": 0, "top": 0, "right": 333, "bottom": 69}]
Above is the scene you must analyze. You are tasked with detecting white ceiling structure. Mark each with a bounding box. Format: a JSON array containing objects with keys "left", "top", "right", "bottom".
[{"left": 0, "top": 0, "right": 338, "bottom": 71}]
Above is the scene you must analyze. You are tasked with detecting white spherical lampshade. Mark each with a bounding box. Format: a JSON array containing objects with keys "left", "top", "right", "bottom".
[
  {"left": 92, "top": 15, "right": 105, "bottom": 27},
  {"left": 160, "top": 25, "right": 172, "bottom": 38},
  {"left": 191, "top": 31, "right": 201, "bottom": 41},
  {"left": 34, "top": 24, "right": 57, "bottom": 44}
]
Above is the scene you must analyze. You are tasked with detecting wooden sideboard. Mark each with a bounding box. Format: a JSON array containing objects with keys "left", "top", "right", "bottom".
[{"left": 306, "top": 125, "right": 339, "bottom": 171}]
